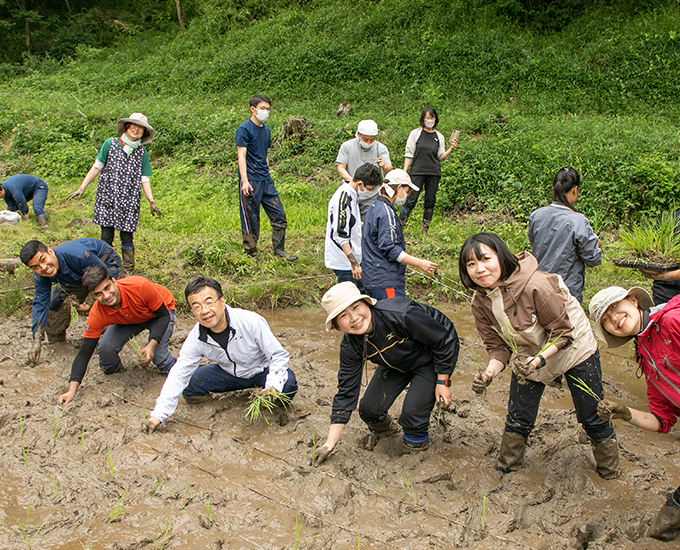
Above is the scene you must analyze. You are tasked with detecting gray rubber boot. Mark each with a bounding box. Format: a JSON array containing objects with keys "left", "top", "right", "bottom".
[
  {"left": 398, "top": 207, "right": 411, "bottom": 228},
  {"left": 421, "top": 208, "right": 434, "bottom": 235},
  {"left": 272, "top": 228, "right": 298, "bottom": 261},
  {"left": 121, "top": 247, "right": 135, "bottom": 277},
  {"left": 648, "top": 494, "right": 680, "bottom": 541},
  {"left": 243, "top": 233, "right": 258, "bottom": 260},
  {"left": 37, "top": 214, "right": 48, "bottom": 227},
  {"left": 592, "top": 437, "right": 620, "bottom": 480},
  {"left": 496, "top": 431, "right": 527, "bottom": 473}
]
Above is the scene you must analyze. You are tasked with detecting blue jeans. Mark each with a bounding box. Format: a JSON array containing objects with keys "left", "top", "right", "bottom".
[
  {"left": 31, "top": 182, "right": 48, "bottom": 217},
  {"left": 183, "top": 365, "right": 298, "bottom": 399},
  {"left": 505, "top": 350, "right": 614, "bottom": 443},
  {"left": 365, "top": 287, "right": 405, "bottom": 301},
  {"left": 239, "top": 178, "right": 287, "bottom": 256},
  {"left": 98, "top": 310, "right": 176, "bottom": 373},
  {"left": 334, "top": 269, "right": 365, "bottom": 291}
]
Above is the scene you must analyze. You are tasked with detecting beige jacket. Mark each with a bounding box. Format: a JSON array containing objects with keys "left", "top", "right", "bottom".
[{"left": 471, "top": 252, "right": 597, "bottom": 386}]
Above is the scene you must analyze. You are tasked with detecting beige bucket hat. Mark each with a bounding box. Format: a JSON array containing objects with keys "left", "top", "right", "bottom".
[
  {"left": 384, "top": 169, "right": 420, "bottom": 191},
  {"left": 116, "top": 113, "right": 155, "bottom": 144},
  {"left": 321, "top": 281, "right": 376, "bottom": 331},
  {"left": 589, "top": 286, "right": 653, "bottom": 348}
]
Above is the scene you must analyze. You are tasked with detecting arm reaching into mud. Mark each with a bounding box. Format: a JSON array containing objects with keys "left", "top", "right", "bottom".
[
  {"left": 146, "top": 417, "right": 161, "bottom": 433},
  {"left": 313, "top": 423, "right": 345, "bottom": 466},
  {"left": 58, "top": 381, "right": 80, "bottom": 404},
  {"left": 597, "top": 400, "right": 660, "bottom": 432}
]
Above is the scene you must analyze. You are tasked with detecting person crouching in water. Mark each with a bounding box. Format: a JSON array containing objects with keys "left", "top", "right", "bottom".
[
  {"left": 312, "top": 282, "right": 459, "bottom": 465},
  {"left": 590, "top": 286, "right": 680, "bottom": 541},
  {"left": 460, "top": 232, "right": 619, "bottom": 479}
]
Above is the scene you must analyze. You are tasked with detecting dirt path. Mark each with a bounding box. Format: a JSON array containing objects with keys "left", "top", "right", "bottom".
[{"left": 0, "top": 306, "right": 678, "bottom": 549}]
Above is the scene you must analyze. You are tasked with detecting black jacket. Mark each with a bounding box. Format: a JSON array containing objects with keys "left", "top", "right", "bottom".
[{"left": 331, "top": 298, "right": 459, "bottom": 424}]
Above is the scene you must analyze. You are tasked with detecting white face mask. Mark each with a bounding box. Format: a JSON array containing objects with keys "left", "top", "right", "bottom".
[
  {"left": 394, "top": 188, "right": 408, "bottom": 207},
  {"left": 357, "top": 186, "right": 375, "bottom": 200},
  {"left": 424, "top": 119, "right": 436, "bottom": 129},
  {"left": 358, "top": 139, "right": 373, "bottom": 150},
  {"left": 255, "top": 109, "right": 270, "bottom": 123}
]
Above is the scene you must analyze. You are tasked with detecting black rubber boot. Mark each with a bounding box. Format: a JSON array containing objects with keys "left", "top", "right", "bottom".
[
  {"left": 649, "top": 494, "right": 680, "bottom": 541},
  {"left": 100, "top": 360, "right": 123, "bottom": 375},
  {"left": 121, "top": 247, "right": 135, "bottom": 277},
  {"left": 398, "top": 207, "right": 411, "bottom": 228},
  {"left": 243, "top": 233, "right": 258, "bottom": 260},
  {"left": 272, "top": 228, "right": 298, "bottom": 261},
  {"left": 421, "top": 208, "right": 434, "bottom": 235},
  {"left": 592, "top": 437, "right": 620, "bottom": 480},
  {"left": 496, "top": 431, "right": 527, "bottom": 473}
]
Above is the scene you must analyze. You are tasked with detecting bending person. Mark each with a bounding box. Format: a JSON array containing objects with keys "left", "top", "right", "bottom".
[
  {"left": 459, "top": 232, "right": 618, "bottom": 479},
  {"left": 313, "top": 282, "right": 459, "bottom": 465},
  {"left": 590, "top": 286, "right": 680, "bottom": 541},
  {"left": 0, "top": 174, "right": 49, "bottom": 226}
]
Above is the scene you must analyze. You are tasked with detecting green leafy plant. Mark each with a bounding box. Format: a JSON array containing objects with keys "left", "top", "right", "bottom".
[
  {"left": 52, "top": 409, "right": 64, "bottom": 442},
  {"left": 70, "top": 304, "right": 79, "bottom": 326},
  {"left": 12, "top": 505, "right": 46, "bottom": 550},
  {"left": 181, "top": 482, "right": 195, "bottom": 510},
  {"left": 245, "top": 390, "right": 293, "bottom": 426},
  {"left": 616, "top": 211, "right": 680, "bottom": 262},
  {"left": 107, "top": 489, "right": 129, "bottom": 523}
]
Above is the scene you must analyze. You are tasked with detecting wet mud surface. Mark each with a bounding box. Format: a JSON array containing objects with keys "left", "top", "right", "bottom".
[{"left": 0, "top": 306, "right": 679, "bottom": 549}]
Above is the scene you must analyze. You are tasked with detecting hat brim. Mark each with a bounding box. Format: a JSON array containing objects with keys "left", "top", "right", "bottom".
[
  {"left": 592, "top": 286, "right": 653, "bottom": 348},
  {"left": 116, "top": 118, "right": 155, "bottom": 144},
  {"left": 325, "top": 294, "right": 377, "bottom": 330}
]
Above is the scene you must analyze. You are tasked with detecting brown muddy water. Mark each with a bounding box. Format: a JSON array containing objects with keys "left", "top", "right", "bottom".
[{"left": 0, "top": 305, "right": 678, "bottom": 550}]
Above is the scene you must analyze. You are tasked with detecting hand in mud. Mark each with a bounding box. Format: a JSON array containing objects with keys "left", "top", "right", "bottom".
[
  {"left": 58, "top": 391, "right": 76, "bottom": 405},
  {"left": 146, "top": 418, "right": 161, "bottom": 433},
  {"left": 28, "top": 337, "right": 42, "bottom": 365},
  {"left": 472, "top": 372, "right": 492, "bottom": 395},
  {"left": 312, "top": 444, "right": 332, "bottom": 467},
  {"left": 150, "top": 203, "right": 163, "bottom": 218},
  {"left": 139, "top": 341, "right": 157, "bottom": 366},
  {"left": 597, "top": 400, "right": 632, "bottom": 422},
  {"left": 75, "top": 303, "right": 91, "bottom": 314},
  {"left": 512, "top": 356, "right": 536, "bottom": 382}
]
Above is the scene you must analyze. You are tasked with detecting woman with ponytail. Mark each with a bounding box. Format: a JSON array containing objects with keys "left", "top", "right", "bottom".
[{"left": 528, "top": 167, "right": 601, "bottom": 304}]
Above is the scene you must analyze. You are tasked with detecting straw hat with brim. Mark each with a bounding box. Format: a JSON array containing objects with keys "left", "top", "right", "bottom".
[
  {"left": 589, "top": 286, "right": 653, "bottom": 348},
  {"left": 321, "top": 281, "right": 377, "bottom": 331},
  {"left": 384, "top": 169, "right": 420, "bottom": 191},
  {"left": 116, "top": 113, "right": 155, "bottom": 144}
]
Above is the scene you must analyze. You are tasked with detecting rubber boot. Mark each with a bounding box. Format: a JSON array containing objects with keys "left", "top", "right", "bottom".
[
  {"left": 496, "top": 431, "right": 527, "bottom": 473},
  {"left": 243, "top": 233, "right": 258, "bottom": 261},
  {"left": 402, "top": 435, "right": 430, "bottom": 452},
  {"left": 649, "top": 494, "right": 680, "bottom": 541},
  {"left": 100, "top": 360, "right": 123, "bottom": 375},
  {"left": 592, "top": 437, "right": 620, "bottom": 480},
  {"left": 272, "top": 228, "right": 298, "bottom": 261},
  {"left": 121, "top": 246, "right": 135, "bottom": 277},
  {"left": 363, "top": 414, "right": 397, "bottom": 451},
  {"left": 37, "top": 214, "right": 48, "bottom": 227},
  {"left": 421, "top": 208, "right": 434, "bottom": 236},
  {"left": 399, "top": 207, "right": 411, "bottom": 228}
]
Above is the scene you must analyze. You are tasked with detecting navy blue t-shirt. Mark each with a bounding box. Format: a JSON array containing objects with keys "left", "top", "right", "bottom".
[{"left": 235, "top": 119, "right": 271, "bottom": 181}]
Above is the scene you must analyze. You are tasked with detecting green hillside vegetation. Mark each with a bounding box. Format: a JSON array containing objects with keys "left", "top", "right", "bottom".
[{"left": 1, "top": 0, "right": 678, "bottom": 313}]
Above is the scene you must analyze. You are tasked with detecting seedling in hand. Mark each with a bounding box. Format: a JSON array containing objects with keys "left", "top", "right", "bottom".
[{"left": 246, "top": 390, "right": 293, "bottom": 425}]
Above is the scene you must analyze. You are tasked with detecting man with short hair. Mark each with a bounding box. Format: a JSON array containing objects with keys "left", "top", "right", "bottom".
[
  {"left": 1, "top": 174, "right": 49, "bottom": 226},
  {"left": 19, "top": 238, "right": 122, "bottom": 364},
  {"left": 147, "top": 277, "right": 297, "bottom": 431},
  {"left": 237, "top": 94, "right": 297, "bottom": 262},
  {"left": 57, "top": 266, "right": 177, "bottom": 404},
  {"left": 336, "top": 119, "right": 393, "bottom": 219},
  {"left": 324, "top": 163, "right": 382, "bottom": 287}
]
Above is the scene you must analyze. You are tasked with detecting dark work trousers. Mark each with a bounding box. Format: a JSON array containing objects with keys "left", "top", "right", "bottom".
[
  {"left": 365, "top": 287, "right": 405, "bottom": 301},
  {"left": 402, "top": 174, "right": 440, "bottom": 214},
  {"left": 101, "top": 226, "right": 134, "bottom": 247},
  {"left": 334, "top": 269, "right": 365, "bottom": 292},
  {"left": 358, "top": 362, "right": 437, "bottom": 440},
  {"left": 505, "top": 350, "right": 614, "bottom": 443},
  {"left": 182, "top": 365, "right": 298, "bottom": 399},
  {"left": 239, "top": 178, "right": 287, "bottom": 255}
]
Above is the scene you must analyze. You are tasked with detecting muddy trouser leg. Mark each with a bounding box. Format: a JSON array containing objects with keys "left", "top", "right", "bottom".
[
  {"left": 239, "top": 180, "right": 264, "bottom": 257},
  {"left": 183, "top": 365, "right": 298, "bottom": 399},
  {"left": 98, "top": 323, "right": 146, "bottom": 373},
  {"left": 259, "top": 178, "right": 295, "bottom": 259},
  {"left": 45, "top": 283, "right": 89, "bottom": 342}
]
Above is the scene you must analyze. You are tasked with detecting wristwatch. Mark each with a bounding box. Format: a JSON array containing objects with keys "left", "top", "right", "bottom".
[
  {"left": 537, "top": 355, "right": 547, "bottom": 369},
  {"left": 436, "top": 378, "right": 451, "bottom": 387}
]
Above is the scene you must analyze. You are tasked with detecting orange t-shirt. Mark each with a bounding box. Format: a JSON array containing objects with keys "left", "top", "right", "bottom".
[{"left": 84, "top": 277, "right": 176, "bottom": 339}]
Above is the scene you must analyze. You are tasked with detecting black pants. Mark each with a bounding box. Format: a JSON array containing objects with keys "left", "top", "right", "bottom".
[
  {"left": 358, "top": 362, "right": 436, "bottom": 440},
  {"left": 100, "top": 226, "right": 134, "bottom": 247},
  {"left": 505, "top": 350, "right": 614, "bottom": 443},
  {"left": 403, "top": 174, "right": 440, "bottom": 212}
]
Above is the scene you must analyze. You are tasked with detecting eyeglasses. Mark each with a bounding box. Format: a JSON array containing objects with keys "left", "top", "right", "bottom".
[{"left": 190, "top": 298, "right": 219, "bottom": 313}]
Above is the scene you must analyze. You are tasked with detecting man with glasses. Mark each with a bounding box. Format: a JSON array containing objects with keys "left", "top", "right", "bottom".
[
  {"left": 19, "top": 238, "right": 122, "bottom": 364},
  {"left": 147, "top": 277, "right": 298, "bottom": 432}
]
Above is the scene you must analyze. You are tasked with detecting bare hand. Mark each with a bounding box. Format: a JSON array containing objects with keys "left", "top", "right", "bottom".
[
  {"left": 312, "top": 444, "right": 332, "bottom": 466},
  {"left": 28, "top": 338, "right": 42, "bottom": 365},
  {"left": 58, "top": 391, "right": 76, "bottom": 405},
  {"left": 472, "top": 372, "right": 492, "bottom": 395},
  {"left": 351, "top": 264, "right": 362, "bottom": 280},
  {"left": 376, "top": 157, "right": 385, "bottom": 169},
  {"left": 419, "top": 260, "right": 438, "bottom": 273},
  {"left": 597, "top": 400, "right": 632, "bottom": 422},
  {"left": 139, "top": 341, "right": 157, "bottom": 366},
  {"left": 435, "top": 385, "right": 452, "bottom": 408},
  {"left": 146, "top": 418, "right": 161, "bottom": 433},
  {"left": 67, "top": 189, "right": 84, "bottom": 200},
  {"left": 241, "top": 181, "right": 253, "bottom": 197},
  {"left": 75, "top": 303, "right": 91, "bottom": 314},
  {"left": 150, "top": 203, "right": 163, "bottom": 218}
]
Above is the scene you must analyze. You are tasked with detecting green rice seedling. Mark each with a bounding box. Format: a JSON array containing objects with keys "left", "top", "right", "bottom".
[
  {"left": 181, "top": 482, "right": 195, "bottom": 509},
  {"left": 12, "top": 505, "right": 46, "bottom": 550},
  {"left": 568, "top": 375, "right": 601, "bottom": 402},
  {"left": 357, "top": 531, "right": 360, "bottom": 550},
  {"left": 204, "top": 498, "right": 212, "bottom": 530},
  {"left": 52, "top": 409, "right": 64, "bottom": 442},
  {"left": 429, "top": 397, "right": 449, "bottom": 430},
  {"left": 618, "top": 211, "right": 680, "bottom": 261},
  {"left": 21, "top": 444, "right": 29, "bottom": 473},
  {"left": 481, "top": 491, "right": 487, "bottom": 530},
  {"left": 403, "top": 475, "right": 417, "bottom": 505},
  {"left": 79, "top": 541, "right": 93, "bottom": 550},
  {"left": 494, "top": 325, "right": 521, "bottom": 356},
  {"left": 80, "top": 425, "right": 85, "bottom": 449},
  {"left": 151, "top": 477, "right": 164, "bottom": 497},
  {"left": 49, "top": 475, "right": 59, "bottom": 499},
  {"left": 292, "top": 514, "right": 303, "bottom": 550},
  {"left": 376, "top": 476, "right": 387, "bottom": 490},
  {"left": 153, "top": 517, "right": 172, "bottom": 550},
  {"left": 106, "top": 447, "right": 115, "bottom": 475},
  {"left": 245, "top": 390, "right": 293, "bottom": 425},
  {"left": 70, "top": 304, "right": 79, "bottom": 326},
  {"left": 106, "top": 489, "right": 129, "bottom": 523}
]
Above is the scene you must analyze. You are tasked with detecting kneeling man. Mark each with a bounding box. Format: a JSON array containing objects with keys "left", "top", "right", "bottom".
[
  {"left": 58, "top": 266, "right": 176, "bottom": 404},
  {"left": 148, "top": 277, "right": 297, "bottom": 431}
]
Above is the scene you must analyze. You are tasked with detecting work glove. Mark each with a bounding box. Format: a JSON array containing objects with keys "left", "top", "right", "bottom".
[
  {"left": 597, "top": 400, "right": 632, "bottom": 422},
  {"left": 311, "top": 444, "right": 332, "bottom": 467},
  {"left": 66, "top": 189, "right": 84, "bottom": 200},
  {"left": 150, "top": 203, "right": 163, "bottom": 218},
  {"left": 512, "top": 356, "right": 535, "bottom": 383},
  {"left": 28, "top": 327, "right": 45, "bottom": 364},
  {"left": 472, "top": 372, "right": 492, "bottom": 395}
]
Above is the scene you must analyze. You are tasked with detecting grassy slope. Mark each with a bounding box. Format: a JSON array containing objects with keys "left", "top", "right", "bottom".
[{"left": 0, "top": 0, "right": 678, "bottom": 314}]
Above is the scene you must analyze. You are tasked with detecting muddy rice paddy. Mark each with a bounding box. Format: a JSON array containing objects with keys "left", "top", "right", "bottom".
[{"left": 0, "top": 306, "right": 678, "bottom": 549}]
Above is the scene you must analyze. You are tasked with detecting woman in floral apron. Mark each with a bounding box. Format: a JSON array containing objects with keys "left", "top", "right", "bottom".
[{"left": 68, "top": 113, "right": 163, "bottom": 274}]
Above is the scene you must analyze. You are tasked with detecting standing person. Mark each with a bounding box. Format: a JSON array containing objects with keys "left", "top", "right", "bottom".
[
  {"left": 590, "top": 286, "right": 680, "bottom": 541},
  {"left": 237, "top": 94, "right": 297, "bottom": 262},
  {"left": 57, "top": 266, "right": 176, "bottom": 404},
  {"left": 459, "top": 232, "right": 619, "bottom": 479},
  {"left": 336, "top": 119, "right": 393, "bottom": 220},
  {"left": 19, "top": 238, "right": 122, "bottom": 364},
  {"left": 67, "top": 113, "right": 163, "bottom": 275},
  {"left": 399, "top": 107, "right": 458, "bottom": 235},
  {"left": 146, "top": 277, "right": 298, "bottom": 432},
  {"left": 362, "top": 169, "right": 438, "bottom": 301},
  {"left": 312, "top": 282, "right": 459, "bottom": 465},
  {"left": 0, "top": 174, "right": 49, "bottom": 226},
  {"left": 527, "top": 167, "right": 601, "bottom": 304},
  {"left": 324, "top": 163, "right": 382, "bottom": 287}
]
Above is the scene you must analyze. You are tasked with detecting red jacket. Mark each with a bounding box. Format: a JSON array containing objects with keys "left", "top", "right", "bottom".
[{"left": 636, "top": 294, "right": 680, "bottom": 433}]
